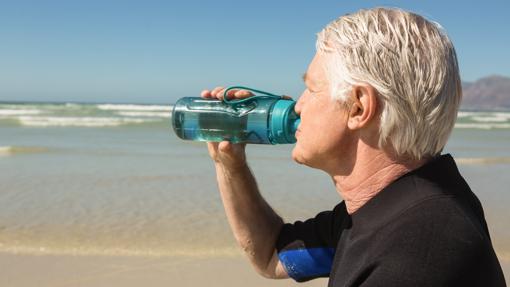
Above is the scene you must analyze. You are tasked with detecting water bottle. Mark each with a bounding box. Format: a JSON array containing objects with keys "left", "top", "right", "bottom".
[{"left": 171, "top": 86, "right": 300, "bottom": 144}]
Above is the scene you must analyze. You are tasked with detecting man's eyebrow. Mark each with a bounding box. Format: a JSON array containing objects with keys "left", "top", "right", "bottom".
[{"left": 302, "top": 72, "right": 308, "bottom": 83}]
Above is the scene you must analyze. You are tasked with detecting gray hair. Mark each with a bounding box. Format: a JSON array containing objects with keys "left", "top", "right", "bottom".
[{"left": 316, "top": 7, "right": 462, "bottom": 160}]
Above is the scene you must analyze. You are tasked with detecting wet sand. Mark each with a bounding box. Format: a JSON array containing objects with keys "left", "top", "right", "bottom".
[
  {"left": 0, "top": 252, "right": 327, "bottom": 287},
  {"left": 0, "top": 252, "right": 506, "bottom": 286}
]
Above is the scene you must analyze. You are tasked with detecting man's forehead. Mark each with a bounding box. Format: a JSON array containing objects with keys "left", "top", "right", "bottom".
[{"left": 303, "top": 54, "right": 327, "bottom": 86}]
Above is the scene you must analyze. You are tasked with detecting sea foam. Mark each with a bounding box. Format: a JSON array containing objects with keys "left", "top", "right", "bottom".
[
  {"left": 455, "top": 123, "right": 510, "bottom": 129},
  {"left": 96, "top": 104, "right": 172, "bottom": 112},
  {"left": 116, "top": 111, "right": 170, "bottom": 118},
  {"left": 0, "top": 109, "right": 41, "bottom": 116},
  {"left": 16, "top": 116, "right": 157, "bottom": 127}
]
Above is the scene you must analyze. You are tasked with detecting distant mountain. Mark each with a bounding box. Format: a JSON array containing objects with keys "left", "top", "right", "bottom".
[{"left": 461, "top": 75, "right": 510, "bottom": 110}]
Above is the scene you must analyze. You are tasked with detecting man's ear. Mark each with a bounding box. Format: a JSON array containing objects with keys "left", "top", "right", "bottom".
[{"left": 347, "top": 85, "right": 378, "bottom": 130}]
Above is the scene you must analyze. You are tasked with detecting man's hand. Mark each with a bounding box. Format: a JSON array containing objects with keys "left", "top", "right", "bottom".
[{"left": 200, "top": 86, "right": 254, "bottom": 170}]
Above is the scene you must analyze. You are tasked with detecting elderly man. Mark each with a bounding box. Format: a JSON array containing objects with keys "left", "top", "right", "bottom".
[{"left": 201, "top": 7, "right": 505, "bottom": 286}]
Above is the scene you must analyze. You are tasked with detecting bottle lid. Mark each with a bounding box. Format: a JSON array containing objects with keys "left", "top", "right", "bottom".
[{"left": 269, "top": 100, "right": 300, "bottom": 144}]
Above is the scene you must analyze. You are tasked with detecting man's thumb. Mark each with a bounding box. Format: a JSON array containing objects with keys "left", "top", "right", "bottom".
[{"left": 218, "top": 141, "right": 232, "bottom": 153}]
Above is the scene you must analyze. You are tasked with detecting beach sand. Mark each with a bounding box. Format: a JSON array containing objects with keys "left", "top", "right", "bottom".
[
  {"left": 0, "top": 252, "right": 328, "bottom": 287},
  {"left": 0, "top": 252, "right": 507, "bottom": 286}
]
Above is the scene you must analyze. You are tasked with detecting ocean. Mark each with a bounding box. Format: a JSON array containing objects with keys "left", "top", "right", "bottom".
[{"left": 0, "top": 102, "right": 509, "bottom": 264}]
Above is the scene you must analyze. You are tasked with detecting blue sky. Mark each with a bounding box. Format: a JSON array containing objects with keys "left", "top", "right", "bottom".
[{"left": 0, "top": 0, "right": 509, "bottom": 103}]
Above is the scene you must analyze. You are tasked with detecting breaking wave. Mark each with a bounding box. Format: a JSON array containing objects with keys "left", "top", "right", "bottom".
[
  {"left": 0, "top": 102, "right": 172, "bottom": 127},
  {"left": 456, "top": 111, "right": 510, "bottom": 129},
  {"left": 16, "top": 116, "right": 158, "bottom": 127}
]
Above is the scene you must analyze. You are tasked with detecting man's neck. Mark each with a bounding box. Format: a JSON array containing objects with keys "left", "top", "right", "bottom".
[{"left": 331, "top": 149, "right": 425, "bottom": 214}]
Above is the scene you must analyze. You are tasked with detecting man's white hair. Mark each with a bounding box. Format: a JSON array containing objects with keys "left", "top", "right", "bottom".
[{"left": 316, "top": 7, "right": 462, "bottom": 160}]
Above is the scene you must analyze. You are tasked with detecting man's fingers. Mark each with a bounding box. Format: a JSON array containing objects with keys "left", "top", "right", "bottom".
[
  {"left": 223, "top": 89, "right": 254, "bottom": 100},
  {"left": 226, "top": 89, "right": 238, "bottom": 99},
  {"left": 207, "top": 142, "right": 221, "bottom": 163},
  {"left": 234, "top": 90, "right": 253, "bottom": 98},
  {"left": 211, "top": 86, "right": 225, "bottom": 98},
  {"left": 207, "top": 141, "right": 219, "bottom": 149},
  {"left": 207, "top": 142, "right": 219, "bottom": 154},
  {"left": 201, "top": 89, "right": 212, "bottom": 98},
  {"left": 218, "top": 88, "right": 228, "bottom": 100},
  {"left": 202, "top": 86, "right": 265, "bottom": 101}
]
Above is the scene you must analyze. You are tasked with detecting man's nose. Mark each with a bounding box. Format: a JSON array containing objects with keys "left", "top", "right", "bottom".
[{"left": 294, "top": 92, "right": 307, "bottom": 115}]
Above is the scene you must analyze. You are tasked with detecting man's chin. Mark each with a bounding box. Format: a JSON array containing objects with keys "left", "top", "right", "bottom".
[
  {"left": 291, "top": 147, "right": 309, "bottom": 166},
  {"left": 292, "top": 147, "right": 325, "bottom": 170},
  {"left": 292, "top": 155, "right": 304, "bottom": 165},
  {"left": 291, "top": 147, "right": 302, "bottom": 164}
]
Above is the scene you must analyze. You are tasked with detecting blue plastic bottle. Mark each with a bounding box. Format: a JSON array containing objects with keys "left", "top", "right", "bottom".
[{"left": 171, "top": 86, "right": 300, "bottom": 144}]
